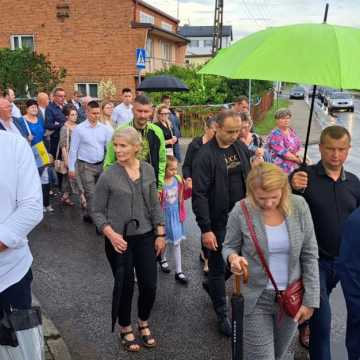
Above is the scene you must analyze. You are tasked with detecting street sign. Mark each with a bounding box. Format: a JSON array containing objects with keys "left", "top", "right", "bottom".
[{"left": 136, "top": 48, "right": 146, "bottom": 69}]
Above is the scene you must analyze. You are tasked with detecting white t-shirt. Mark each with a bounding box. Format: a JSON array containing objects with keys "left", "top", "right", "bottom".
[
  {"left": 265, "top": 221, "right": 290, "bottom": 290},
  {"left": 11, "top": 103, "right": 22, "bottom": 118},
  {"left": 0, "top": 132, "right": 43, "bottom": 292},
  {"left": 112, "top": 102, "right": 133, "bottom": 127}
]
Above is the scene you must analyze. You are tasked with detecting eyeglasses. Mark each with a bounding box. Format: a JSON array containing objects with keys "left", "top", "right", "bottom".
[{"left": 159, "top": 112, "right": 170, "bottom": 115}]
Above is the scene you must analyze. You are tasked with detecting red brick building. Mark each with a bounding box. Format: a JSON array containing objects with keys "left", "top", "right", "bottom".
[{"left": 0, "top": 0, "right": 188, "bottom": 99}]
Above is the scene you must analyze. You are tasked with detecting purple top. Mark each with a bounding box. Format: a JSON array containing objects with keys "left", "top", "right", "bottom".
[{"left": 266, "top": 127, "right": 302, "bottom": 174}]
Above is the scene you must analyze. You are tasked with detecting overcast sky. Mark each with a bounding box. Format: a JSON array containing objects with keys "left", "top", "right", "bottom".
[{"left": 151, "top": 0, "right": 360, "bottom": 39}]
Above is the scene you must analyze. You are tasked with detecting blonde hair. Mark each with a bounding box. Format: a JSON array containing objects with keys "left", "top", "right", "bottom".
[
  {"left": 246, "top": 163, "right": 291, "bottom": 216},
  {"left": 112, "top": 127, "right": 142, "bottom": 149}
]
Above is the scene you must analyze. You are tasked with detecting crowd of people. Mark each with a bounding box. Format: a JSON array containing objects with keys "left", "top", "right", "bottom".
[{"left": 0, "top": 85, "right": 359, "bottom": 360}]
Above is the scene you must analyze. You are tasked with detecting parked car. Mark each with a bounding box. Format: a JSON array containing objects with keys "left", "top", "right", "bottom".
[
  {"left": 289, "top": 86, "right": 305, "bottom": 99},
  {"left": 327, "top": 92, "right": 354, "bottom": 113},
  {"left": 323, "top": 88, "right": 336, "bottom": 107}
]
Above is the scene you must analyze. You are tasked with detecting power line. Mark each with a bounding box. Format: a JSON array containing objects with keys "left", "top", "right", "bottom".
[{"left": 240, "top": 0, "right": 266, "bottom": 29}]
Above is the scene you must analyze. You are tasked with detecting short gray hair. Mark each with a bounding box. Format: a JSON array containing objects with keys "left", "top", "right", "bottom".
[
  {"left": 112, "top": 127, "right": 142, "bottom": 148},
  {"left": 274, "top": 108, "right": 292, "bottom": 120}
]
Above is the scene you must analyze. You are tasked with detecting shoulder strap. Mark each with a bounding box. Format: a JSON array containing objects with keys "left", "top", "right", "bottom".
[{"left": 240, "top": 200, "right": 279, "bottom": 292}]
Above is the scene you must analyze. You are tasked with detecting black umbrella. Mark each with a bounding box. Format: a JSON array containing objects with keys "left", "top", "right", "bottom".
[
  {"left": 136, "top": 75, "right": 189, "bottom": 92},
  {"left": 111, "top": 218, "right": 139, "bottom": 332},
  {"left": 231, "top": 269, "right": 248, "bottom": 360}
]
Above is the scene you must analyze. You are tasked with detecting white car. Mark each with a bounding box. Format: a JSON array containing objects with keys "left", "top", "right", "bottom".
[{"left": 327, "top": 92, "right": 354, "bottom": 112}]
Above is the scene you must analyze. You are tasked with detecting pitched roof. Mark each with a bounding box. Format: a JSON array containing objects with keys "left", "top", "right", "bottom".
[
  {"left": 178, "top": 25, "right": 233, "bottom": 39},
  {"left": 135, "top": 0, "right": 179, "bottom": 24}
]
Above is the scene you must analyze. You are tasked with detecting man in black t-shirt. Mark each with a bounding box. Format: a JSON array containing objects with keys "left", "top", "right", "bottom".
[
  {"left": 192, "top": 110, "right": 253, "bottom": 336},
  {"left": 291, "top": 126, "right": 360, "bottom": 359}
]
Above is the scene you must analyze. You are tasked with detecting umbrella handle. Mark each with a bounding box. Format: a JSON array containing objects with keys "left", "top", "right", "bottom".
[
  {"left": 233, "top": 259, "right": 249, "bottom": 295},
  {"left": 234, "top": 275, "right": 241, "bottom": 296}
]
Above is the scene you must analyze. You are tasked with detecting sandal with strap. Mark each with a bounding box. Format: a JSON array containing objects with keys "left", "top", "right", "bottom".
[
  {"left": 120, "top": 331, "right": 140, "bottom": 352},
  {"left": 138, "top": 325, "right": 157, "bottom": 348}
]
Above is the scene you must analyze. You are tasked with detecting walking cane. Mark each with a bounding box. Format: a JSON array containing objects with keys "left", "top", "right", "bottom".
[{"left": 231, "top": 264, "right": 248, "bottom": 360}]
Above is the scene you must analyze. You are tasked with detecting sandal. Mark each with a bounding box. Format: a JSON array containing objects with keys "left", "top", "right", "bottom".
[
  {"left": 159, "top": 260, "right": 171, "bottom": 274},
  {"left": 120, "top": 330, "right": 140, "bottom": 352},
  {"left": 138, "top": 324, "right": 156, "bottom": 348},
  {"left": 299, "top": 324, "right": 310, "bottom": 349}
]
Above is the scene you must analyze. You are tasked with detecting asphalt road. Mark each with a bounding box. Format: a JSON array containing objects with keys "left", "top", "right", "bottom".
[
  {"left": 29, "top": 101, "right": 358, "bottom": 359},
  {"left": 30, "top": 198, "right": 235, "bottom": 360}
]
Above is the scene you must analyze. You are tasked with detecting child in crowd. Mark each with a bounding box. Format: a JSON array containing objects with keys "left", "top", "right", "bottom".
[
  {"left": 41, "top": 155, "right": 55, "bottom": 213},
  {"left": 159, "top": 156, "right": 192, "bottom": 285}
]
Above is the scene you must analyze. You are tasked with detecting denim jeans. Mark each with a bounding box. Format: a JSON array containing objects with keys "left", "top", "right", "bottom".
[
  {"left": 338, "top": 264, "right": 360, "bottom": 360},
  {"left": 309, "top": 258, "right": 340, "bottom": 360}
]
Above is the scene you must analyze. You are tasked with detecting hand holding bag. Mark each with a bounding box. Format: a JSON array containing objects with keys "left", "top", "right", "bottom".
[
  {"left": 54, "top": 127, "right": 69, "bottom": 175},
  {"left": 240, "top": 200, "right": 304, "bottom": 319}
]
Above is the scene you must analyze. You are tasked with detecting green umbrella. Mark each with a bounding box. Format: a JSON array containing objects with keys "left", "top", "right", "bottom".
[
  {"left": 199, "top": 10, "right": 360, "bottom": 163},
  {"left": 199, "top": 23, "right": 360, "bottom": 89}
]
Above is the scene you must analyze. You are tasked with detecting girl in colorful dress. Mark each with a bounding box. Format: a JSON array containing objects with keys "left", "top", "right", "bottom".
[
  {"left": 159, "top": 155, "right": 192, "bottom": 285},
  {"left": 266, "top": 108, "right": 303, "bottom": 174}
]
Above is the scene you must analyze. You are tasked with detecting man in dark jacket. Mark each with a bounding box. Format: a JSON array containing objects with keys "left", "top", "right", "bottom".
[
  {"left": 45, "top": 87, "right": 66, "bottom": 156},
  {"left": 192, "top": 110, "right": 252, "bottom": 336},
  {"left": 291, "top": 125, "right": 360, "bottom": 359}
]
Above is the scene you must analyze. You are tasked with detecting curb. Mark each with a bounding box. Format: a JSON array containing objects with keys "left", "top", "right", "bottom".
[{"left": 32, "top": 294, "right": 72, "bottom": 360}]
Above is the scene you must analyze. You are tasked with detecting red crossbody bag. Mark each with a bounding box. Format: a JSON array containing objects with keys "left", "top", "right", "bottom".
[{"left": 240, "top": 200, "right": 304, "bottom": 319}]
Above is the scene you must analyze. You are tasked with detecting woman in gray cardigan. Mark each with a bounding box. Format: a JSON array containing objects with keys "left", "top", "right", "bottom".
[
  {"left": 93, "top": 127, "right": 165, "bottom": 352},
  {"left": 222, "top": 163, "right": 319, "bottom": 360}
]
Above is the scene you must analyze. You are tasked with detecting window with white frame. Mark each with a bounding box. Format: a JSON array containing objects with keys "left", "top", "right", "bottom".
[
  {"left": 161, "top": 21, "right": 172, "bottom": 32},
  {"left": 160, "top": 41, "right": 172, "bottom": 61},
  {"left": 139, "top": 11, "right": 155, "bottom": 24},
  {"left": 75, "top": 83, "right": 99, "bottom": 98},
  {"left": 146, "top": 37, "right": 153, "bottom": 57},
  {"left": 203, "top": 39, "right": 213, "bottom": 47},
  {"left": 189, "top": 39, "right": 199, "bottom": 48},
  {"left": 10, "top": 35, "right": 34, "bottom": 50}
]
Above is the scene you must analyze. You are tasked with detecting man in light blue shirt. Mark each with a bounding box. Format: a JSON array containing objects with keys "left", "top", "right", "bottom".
[
  {"left": 68, "top": 100, "right": 112, "bottom": 223},
  {"left": 0, "top": 131, "right": 43, "bottom": 312},
  {"left": 112, "top": 88, "right": 133, "bottom": 127}
]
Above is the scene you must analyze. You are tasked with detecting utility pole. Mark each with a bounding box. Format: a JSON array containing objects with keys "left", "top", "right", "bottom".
[{"left": 211, "top": 0, "right": 224, "bottom": 56}]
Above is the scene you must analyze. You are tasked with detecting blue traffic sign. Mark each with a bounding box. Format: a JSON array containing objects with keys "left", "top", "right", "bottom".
[{"left": 136, "top": 48, "right": 146, "bottom": 69}]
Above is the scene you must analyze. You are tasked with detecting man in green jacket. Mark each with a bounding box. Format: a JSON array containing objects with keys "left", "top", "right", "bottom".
[{"left": 104, "top": 95, "right": 166, "bottom": 190}]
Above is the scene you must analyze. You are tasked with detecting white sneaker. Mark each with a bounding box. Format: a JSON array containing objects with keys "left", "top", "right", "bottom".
[{"left": 46, "top": 205, "right": 55, "bottom": 213}]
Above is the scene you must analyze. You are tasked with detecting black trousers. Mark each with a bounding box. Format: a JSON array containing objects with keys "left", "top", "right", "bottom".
[
  {"left": 207, "top": 228, "right": 232, "bottom": 316},
  {"left": 105, "top": 231, "right": 157, "bottom": 327},
  {"left": 42, "top": 184, "right": 50, "bottom": 207},
  {"left": 0, "top": 269, "right": 33, "bottom": 314}
]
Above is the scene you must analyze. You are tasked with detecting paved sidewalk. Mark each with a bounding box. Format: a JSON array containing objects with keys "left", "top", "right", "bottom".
[{"left": 32, "top": 295, "right": 72, "bottom": 360}]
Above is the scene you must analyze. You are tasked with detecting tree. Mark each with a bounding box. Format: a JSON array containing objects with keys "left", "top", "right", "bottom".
[
  {"left": 0, "top": 48, "right": 66, "bottom": 97},
  {"left": 147, "top": 65, "right": 272, "bottom": 106}
]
